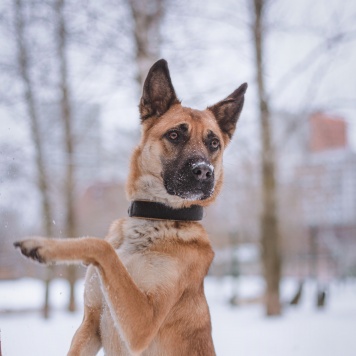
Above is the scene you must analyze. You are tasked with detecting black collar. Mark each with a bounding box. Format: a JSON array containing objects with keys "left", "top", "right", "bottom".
[{"left": 128, "top": 201, "right": 204, "bottom": 221}]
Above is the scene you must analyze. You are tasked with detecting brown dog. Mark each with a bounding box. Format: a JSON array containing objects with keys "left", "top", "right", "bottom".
[{"left": 15, "top": 59, "right": 247, "bottom": 355}]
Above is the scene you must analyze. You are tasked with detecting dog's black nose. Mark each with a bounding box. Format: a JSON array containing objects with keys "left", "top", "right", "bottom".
[{"left": 192, "top": 162, "right": 214, "bottom": 181}]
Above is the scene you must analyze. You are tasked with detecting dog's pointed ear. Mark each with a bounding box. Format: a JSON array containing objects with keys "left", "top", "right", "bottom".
[
  {"left": 139, "top": 59, "right": 180, "bottom": 121},
  {"left": 208, "top": 83, "right": 248, "bottom": 139}
]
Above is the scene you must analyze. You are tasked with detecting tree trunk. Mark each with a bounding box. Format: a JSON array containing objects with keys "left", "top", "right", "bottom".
[
  {"left": 128, "top": 0, "right": 164, "bottom": 88},
  {"left": 251, "top": 0, "right": 282, "bottom": 316},
  {"left": 14, "top": 0, "right": 54, "bottom": 319},
  {"left": 55, "top": 0, "right": 77, "bottom": 313}
]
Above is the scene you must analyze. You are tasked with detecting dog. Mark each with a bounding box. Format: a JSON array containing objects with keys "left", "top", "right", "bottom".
[{"left": 15, "top": 59, "right": 247, "bottom": 355}]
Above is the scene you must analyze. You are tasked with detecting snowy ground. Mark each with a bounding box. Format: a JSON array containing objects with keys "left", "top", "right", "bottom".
[{"left": 0, "top": 276, "right": 355, "bottom": 356}]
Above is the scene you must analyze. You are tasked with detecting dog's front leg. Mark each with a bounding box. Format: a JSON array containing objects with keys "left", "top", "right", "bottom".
[
  {"left": 15, "top": 237, "right": 182, "bottom": 354},
  {"left": 14, "top": 237, "right": 107, "bottom": 265},
  {"left": 68, "top": 266, "right": 103, "bottom": 356},
  {"left": 95, "top": 251, "right": 182, "bottom": 354},
  {"left": 68, "top": 304, "right": 102, "bottom": 356}
]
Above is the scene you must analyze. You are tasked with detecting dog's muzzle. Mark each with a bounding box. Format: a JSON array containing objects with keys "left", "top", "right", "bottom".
[{"left": 163, "top": 157, "right": 215, "bottom": 200}]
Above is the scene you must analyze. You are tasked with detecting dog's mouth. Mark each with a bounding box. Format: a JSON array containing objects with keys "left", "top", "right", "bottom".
[
  {"left": 165, "top": 184, "right": 214, "bottom": 201},
  {"left": 163, "top": 158, "right": 215, "bottom": 201}
]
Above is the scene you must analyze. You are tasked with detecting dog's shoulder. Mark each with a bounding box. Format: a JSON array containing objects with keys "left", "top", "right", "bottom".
[
  {"left": 105, "top": 218, "right": 126, "bottom": 249},
  {"left": 169, "top": 224, "right": 215, "bottom": 281}
]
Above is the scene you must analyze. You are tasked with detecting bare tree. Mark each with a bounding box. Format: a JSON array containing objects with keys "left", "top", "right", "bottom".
[
  {"left": 251, "top": 0, "right": 282, "bottom": 316},
  {"left": 128, "top": 0, "right": 164, "bottom": 88},
  {"left": 13, "top": 0, "right": 54, "bottom": 318},
  {"left": 54, "top": 0, "right": 78, "bottom": 312}
]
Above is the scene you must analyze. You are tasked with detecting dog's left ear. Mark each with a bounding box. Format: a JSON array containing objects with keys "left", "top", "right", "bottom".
[
  {"left": 139, "top": 59, "right": 180, "bottom": 121},
  {"left": 208, "top": 83, "right": 248, "bottom": 139}
]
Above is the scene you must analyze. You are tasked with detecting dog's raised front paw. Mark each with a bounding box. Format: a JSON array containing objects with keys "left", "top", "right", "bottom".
[{"left": 14, "top": 238, "right": 52, "bottom": 264}]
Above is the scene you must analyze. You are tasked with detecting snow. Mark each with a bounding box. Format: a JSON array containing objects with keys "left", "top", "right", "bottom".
[
  {"left": 0, "top": 277, "right": 355, "bottom": 356},
  {"left": 207, "top": 277, "right": 356, "bottom": 356}
]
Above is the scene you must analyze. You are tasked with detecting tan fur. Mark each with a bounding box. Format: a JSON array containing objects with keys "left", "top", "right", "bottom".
[{"left": 15, "top": 61, "right": 247, "bottom": 355}]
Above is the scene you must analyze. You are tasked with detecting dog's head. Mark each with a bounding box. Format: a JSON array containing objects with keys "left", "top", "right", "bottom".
[{"left": 127, "top": 59, "right": 247, "bottom": 208}]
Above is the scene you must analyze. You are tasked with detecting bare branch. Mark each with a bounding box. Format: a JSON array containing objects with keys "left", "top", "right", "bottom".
[{"left": 270, "top": 30, "right": 356, "bottom": 99}]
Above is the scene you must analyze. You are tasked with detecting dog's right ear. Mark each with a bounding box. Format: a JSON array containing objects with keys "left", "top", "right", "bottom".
[{"left": 139, "top": 59, "right": 180, "bottom": 121}]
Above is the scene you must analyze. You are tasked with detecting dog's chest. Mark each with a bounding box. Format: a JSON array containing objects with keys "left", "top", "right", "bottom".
[{"left": 116, "top": 221, "right": 178, "bottom": 293}]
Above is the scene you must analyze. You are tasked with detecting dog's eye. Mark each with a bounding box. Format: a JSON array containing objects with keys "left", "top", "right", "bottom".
[
  {"left": 210, "top": 138, "right": 220, "bottom": 150},
  {"left": 169, "top": 132, "right": 178, "bottom": 140},
  {"left": 167, "top": 131, "right": 179, "bottom": 141}
]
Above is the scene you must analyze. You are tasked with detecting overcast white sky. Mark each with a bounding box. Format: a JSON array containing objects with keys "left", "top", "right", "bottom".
[{"left": 1, "top": 0, "right": 356, "bottom": 153}]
